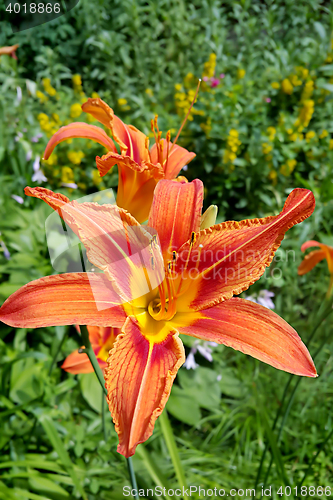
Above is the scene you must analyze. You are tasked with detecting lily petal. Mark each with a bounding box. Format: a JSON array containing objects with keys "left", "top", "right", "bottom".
[
  {"left": 177, "top": 297, "right": 316, "bottom": 377},
  {"left": 176, "top": 188, "right": 315, "bottom": 310},
  {"left": 105, "top": 316, "right": 185, "bottom": 457},
  {"left": 58, "top": 200, "right": 164, "bottom": 305},
  {"left": 149, "top": 142, "right": 196, "bottom": 179},
  {"left": 298, "top": 249, "right": 326, "bottom": 275},
  {"left": 82, "top": 98, "right": 149, "bottom": 164},
  {"left": 43, "top": 123, "right": 117, "bottom": 160},
  {"left": 300, "top": 240, "right": 333, "bottom": 274},
  {"left": 0, "top": 273, "right": 126, "bottom": 328},
  {"left": 25, "top": 186, "right": 70, "bottom": 219},
  {"left": 61, "top": 349, "right": 94, "bottom": 374},
  {"left": 148, "top": 179, "right": 204, "bottom": 260}
]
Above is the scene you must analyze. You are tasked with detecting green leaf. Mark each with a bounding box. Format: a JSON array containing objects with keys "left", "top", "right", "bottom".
[
  {"left": 28, "top": 476, "right": 69, "bottom": 500},
  {"left": 79, "top": 372, "right": 104, "bottom": 413},
  {"left": 166, "top": 386, "right": 201, "bottom": 425},
  {"left": 39, "top": 415, "right": 87, "bottom": 500}
]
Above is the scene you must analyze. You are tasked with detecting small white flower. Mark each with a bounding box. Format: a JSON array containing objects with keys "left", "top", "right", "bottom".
[
  {"left": 26, "top": 150, "right": 32, "bottom": 162},
  {"left": 16, "top": 86, "right": 22, "bottom": 104},
  {"left": 32, "top": 170, "right": 47, "bottom": 183},
  {"left": 184, "top": 352, "right": 198, "bottom": 370},
  {"left": 61, "top": 182, "right": 78, "bottom": 189},
  {"left": 182, "top": 165, "right": 188, "bottom": 171}
]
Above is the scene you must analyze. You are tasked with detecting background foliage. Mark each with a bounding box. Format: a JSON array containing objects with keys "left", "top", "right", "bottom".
[{"left": 1, "top": 1, "right": 333, "bottom": 498}]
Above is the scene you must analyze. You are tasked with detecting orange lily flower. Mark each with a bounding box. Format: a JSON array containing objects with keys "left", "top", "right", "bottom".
[
  {"left": 298, "top": 240, "right": 333, "bottom": 295},
  {"left": 0, "top": 44, "right": 19, "bottom": 60},
  {"left": 62, "top": 325, "right": 120, "bottom": 374},
  {"left": 43, "top": 98, "right": 196, "bottom": 222},
  {"left": 0, "top": 181, "right": 316, "bottom": 458}
]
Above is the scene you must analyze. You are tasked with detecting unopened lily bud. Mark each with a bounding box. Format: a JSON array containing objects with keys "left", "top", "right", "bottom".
[{"left": 200, "top": 205, "right": 218, "bottom": 230}]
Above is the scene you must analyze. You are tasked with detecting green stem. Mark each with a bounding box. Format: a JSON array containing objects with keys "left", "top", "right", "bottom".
[
  {"left": 79, "top": 325, "right": 139, "bottom": 499},
  {"left": 79, "top": 325, "right": 106, "bottom": 394},
  {"left": 102, "top": 387, "right": 107, "bottom": 442},
  {"left": 255, "top": 297, "right": 333, "bottom": 495},
  {"left": 127, "top": 455, "right": 139, "bottom": 498},
  {"left": 159, "top": 410, "right": 187, "bottom": 492}
]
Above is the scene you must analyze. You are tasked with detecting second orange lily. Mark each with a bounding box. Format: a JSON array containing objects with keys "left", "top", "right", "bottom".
[
  {"left": 298, "top": 239, "right": 333, "bottom": 296},
  {"left": 43, "top": 98, "right": 196, "bottom": 222}
]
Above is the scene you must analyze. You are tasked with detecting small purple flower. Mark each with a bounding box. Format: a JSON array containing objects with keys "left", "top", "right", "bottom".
[
  {"left": 257, "top": 290, "right": 275, "bottom": 309},
  {"left": 31, "top": 132, "right": 43, "bottom": 143},
  {"left": 182, "top": 165, "right": 188, "bottom": 172},
  {"left": 11, "top": 194, "right": 24, "bottom": 204},
  {"left": 15, "top": 131, "right": 23, "bottom": 142},
  {"left": 26, "top": 150, "right": 32, "bottom": 162},
  {"left": 266, "top": 97, "right": 271, "bottom": 103},
  {"left": 203, "top": 76, "right": 209, "bottom": 82},
  {"left": 220, "top": 73, "right": 225, "bottom": 79},
  {"left": 211, "top": 78, "right": 220, "bottom": 88},
  {"left": 0, "top": 240, "right": 10, "bottom": 260},
  {"left": 244, "top": 290, "right": 275, "bottom": 309}
]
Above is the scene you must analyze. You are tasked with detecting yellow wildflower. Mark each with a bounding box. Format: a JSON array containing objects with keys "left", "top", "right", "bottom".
[
  {"left": 67, "top": 150, "right": 85, "bottom": 165},
  {"left": 271, "top": 82, "right": 280, "bottom": 90},
  {"left": 262, "top": 143, "right": 273, "bottom": 155},
  {"left": 306, "top": 130, "right": 316, "bottom": 142},
  {"left": 290, "top": 133, "right": 298, "bottom": 142},
  {"left": 145, "top": 88, "right": 153, "bottom": 96},
  {"left": 237, "top": 69, "right": 246, "bottom": 79},
  {"left": 118, "top": 98, "right": 128, "bottom": 106},
  {"left": 91, "top": 92, "right": 100, "bottom": 99},
  {"left": 281, "top": 78, "right": 293, "bottom": 95},
  {"left": 72, "top": 74, "right": 82, "bottom": 87},
  {"left": 299, "top": 100, "right": 315, "bottom": 128},
  {"left": 301, "top": 80, "right": 314, "bottom": 101},
  {"left": 290, "top": 74, "right": 302, "bottom": 87},
  {"left": 61, "top": 166, "right": 75, "bottom": 184},
  {"left": 269, "top": 170, "right": 278, "bottom": 183},
  {"left": 202, "top": 53, "right": 216, "bottom": 80},
  {"left": 36, "top": 90, "right": 48, "bottom": 103},
  {"left": 287, "top": 128, "right": 293, "bottom": 135},
  {"left": 70, "top": 103, "right": 82, "bottom": 118},
  {"left": 267, "top": 127, "right": 276, "bottom": 141},
  {"left": 43, "top": 153, "right": 58, "bottom": 166},
  {"left": 329, "top": 139, "right": 333, "bottom": 150},
  {"left": 45, "top": 86, "right": 57, "bottom": 96},
  {"left": 280, "top": 159, "right": 297, "bottom": 176},
  {"left": 319, "top": 130, "right": 329, "bottom": 139},
  {"left": 174, "top": 83, "right": 182, "bottom": 91},
  {"left": 92, "top": 169, "right": 103, "bottom": 186}
]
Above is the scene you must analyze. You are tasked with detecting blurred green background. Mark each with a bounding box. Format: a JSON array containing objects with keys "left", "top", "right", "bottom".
[{"left": 1, "top": 1, "right": 333, "bottom": 499}]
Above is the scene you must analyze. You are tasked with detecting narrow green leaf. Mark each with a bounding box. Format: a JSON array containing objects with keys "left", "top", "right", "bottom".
[
  {"left": 159, "top": 411, "right": 187, "bottom": 492},
  {"left": 135, "top": 446, "right": 173, "bottom": 500},
  {"left": 39, "top": 415, "right": 87, "bottom": 500}
]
